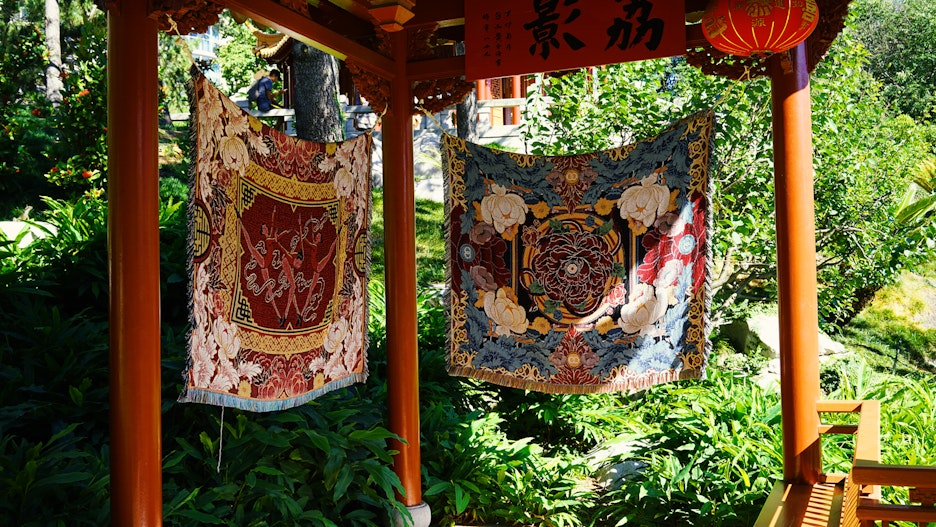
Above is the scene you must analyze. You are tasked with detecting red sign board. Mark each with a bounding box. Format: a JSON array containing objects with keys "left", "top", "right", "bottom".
[{"left": 465, "top": 0, "right": 686, "bottom": 80}]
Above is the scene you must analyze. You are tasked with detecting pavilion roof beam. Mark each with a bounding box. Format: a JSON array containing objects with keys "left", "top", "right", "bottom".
[
  {"left": 406, "top": 2, "right": 464, "bottom": 28},
  {"left": 406, "top": 56, "right": 464, "bottom": 82},
  {"left": 405, "top": 24, "right": 708, "bottom": 82},
  {"left": 224, "top": 0, "right": 396, "bottom": 79},
  {"left": 306, "top": 1, "right": 381, "bottom": 40}
]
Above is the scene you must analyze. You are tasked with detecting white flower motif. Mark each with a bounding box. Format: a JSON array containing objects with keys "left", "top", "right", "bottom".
[
  {"left": 483, "top": 288, "right": 529, "bottom": 336},
  {"left": 307, "top": 355, "right": 327, "bottom": 375},
  {"left": 237, "top": 360, "right": 262, "bottom": 381},
  {"left": 323, "top": 318, "right": 349, "bottom": 355},
  {"left": 198, "top": 89, "right": 224, "bottom": 139},
  {"left": 480, "top": 183, "right": 528, "bottom": 234},
  {"left": 197, "top": 164, "right": 214, "bottom": 203},
  {"left": 618, "top": 176, "right": 671, "bottom": 229},
  {"left": 333, "top": 167, "right": 354, "bottom": 198},
  {"left": 246, "top": 130, "right": 270, "bottom": 157},
  {"left": 324, "top": 346, "right": 350, "bottom": 379},
  {"left": 219, "top": 134, "right": 250, "bottom": 175},
  {"left": 349, "top": 139, "right": 370, "bottom": 179},
  {"left": 654, "top": 259, "right": 684, "bottom": 289},
  {"left": 192, "top": 268, "right": 211, "bottom": 326},
  {"left": 224, "top": 109, "right": 249, "bottom": 137},
  {"left": 343, "top": 313, "right": 364, "bottom": 357},
  {"left": 208, "top": 352, "right": 239, "bottom": 392},
  {"left": 213, "top": 318, "right": 241, "bottom": 360},
  {"left": 618, "top": 283, "right": 667, "bottom": 335},
  {"left": 190, "top": 324, "right": 215, "bottom": 388}
]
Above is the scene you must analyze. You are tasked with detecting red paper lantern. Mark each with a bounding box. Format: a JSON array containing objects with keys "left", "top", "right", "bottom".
[{"left": 701, "top": 0, "right": 820, "bottom": 57}]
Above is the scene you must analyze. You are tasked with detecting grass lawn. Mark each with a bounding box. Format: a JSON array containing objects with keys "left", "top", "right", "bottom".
[{"left": 370, "top": 188, "right": 447, "bottom": 286}]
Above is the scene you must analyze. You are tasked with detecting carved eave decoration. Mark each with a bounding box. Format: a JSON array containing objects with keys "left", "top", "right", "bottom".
[
  {"left": 148, "top": 0, "right": 225, "bottom": 34},
  {"left": 347, "top": 24, "right": 473, "bottom": 115},
  {"left": 254, "top": 30, "right": 295, "bottom": 63}
]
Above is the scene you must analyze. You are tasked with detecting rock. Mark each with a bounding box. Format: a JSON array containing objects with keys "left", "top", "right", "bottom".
[
  {"left": 594, "top": 460, "right": 648, "bottom": 490},
  {"left": 729, "top": 309, "right": 849, "bottom": 361},
  {"left": 0, "top": 221, "right": 56, "bottom": 248}
]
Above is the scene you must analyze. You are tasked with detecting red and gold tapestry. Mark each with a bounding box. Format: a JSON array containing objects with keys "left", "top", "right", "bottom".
[
  {"left": 180, "top": 69, "right": 371, "bottom": 411},
  {"left": 444, "top": 111, "right": 713, "bottom": 393}
]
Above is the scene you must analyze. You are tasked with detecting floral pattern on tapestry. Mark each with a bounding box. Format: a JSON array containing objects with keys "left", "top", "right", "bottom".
[{"left": 445, "top": 111, "right": 713, "bottom": 393}]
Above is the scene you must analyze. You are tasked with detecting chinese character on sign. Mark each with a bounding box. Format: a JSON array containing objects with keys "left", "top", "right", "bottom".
[
  {"left": 524, "top": 0, "right": 586, "bottom": 60},
  {"left": 465, "top": 0, "right": 685, "bottom": 80},
  {"left": 481, "top": 9, "right": 514, "bottom": 65},
  {"left": 605, "top": 0, "right": 664, "bottom": 52}
]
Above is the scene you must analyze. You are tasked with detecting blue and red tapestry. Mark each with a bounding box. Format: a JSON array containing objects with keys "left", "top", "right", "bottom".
[
  {"left": 180, "top": 69, "right": 371, "bottom": 411},
  {"left": 444, "top": 111, "right": 713, "bottom": 393}
]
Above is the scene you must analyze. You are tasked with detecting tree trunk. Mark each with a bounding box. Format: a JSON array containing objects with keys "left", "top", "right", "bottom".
[
  {"left": 45, "top": 0, "right": 63, "bottom": 106},
  {"left": 454, "top": 42, "right": 478, "bottom": 141},
  {"left": 455, "top": 88, "right": 478, "bottom": 142},
  {"left": 291, "top": 42, "right": 342, "bottom": 142}
]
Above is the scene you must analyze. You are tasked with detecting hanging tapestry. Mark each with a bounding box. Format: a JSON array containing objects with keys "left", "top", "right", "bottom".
[
  {"left": 444, "top": 110, "right": 714, "bottom": 393},
  {"left": 180, "top": 68, "right": 372, "bottom": 411}
]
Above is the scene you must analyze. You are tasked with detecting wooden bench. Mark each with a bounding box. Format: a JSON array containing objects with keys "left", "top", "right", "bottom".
[{"left": 757, "top": 400, "right": 936, "bottom": 527}]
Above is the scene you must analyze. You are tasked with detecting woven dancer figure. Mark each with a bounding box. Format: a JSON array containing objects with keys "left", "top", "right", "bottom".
[{"left": 240, "top": 213, "right": 286, "bottom": 322}]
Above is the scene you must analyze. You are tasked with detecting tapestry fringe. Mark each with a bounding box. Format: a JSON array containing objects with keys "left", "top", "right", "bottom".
[
  {"left": 180, "top": 372, "right": 368, "bottom": 412},
  {"left": 179, "top": 63, "right": 201, "bottom": 403},
  {"left": 446, "top": 365, "right": 703, "bottom": 394}
]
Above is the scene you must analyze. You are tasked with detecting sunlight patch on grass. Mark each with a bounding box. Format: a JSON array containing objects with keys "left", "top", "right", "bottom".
[
  {"left": 838, "top": 271, "right": 936, "bottom": 376},
  {"left": 370, "top": 188, "right": 447, "bottom": 286}
]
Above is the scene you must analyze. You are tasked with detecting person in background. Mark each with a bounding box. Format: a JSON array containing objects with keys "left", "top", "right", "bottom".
[{"left": 256, "top": 69, "right": 282, "bottom": 112}]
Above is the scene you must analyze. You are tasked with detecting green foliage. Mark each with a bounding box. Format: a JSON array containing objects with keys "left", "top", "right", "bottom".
[
  {"left": 849, "top": 0, "right": 936, "bottom": 121},
  {"left": 587, "top": 374, "right": 783, "bottom": 526},
  {"left": 43, "top": 19, "right": 108, "bottom": 196},
  {"left": 160, "top": 32, "right": 196, "bottom": 115},
  {"left": 810, "top": 31, "right": 933, "bottom": 326},
  {"left": 423, "top": 410, "right": 590, "bottom": 527},
  {"left": 369, "top": 189, "right": 448, "bottom": 285},
  {"left": 0, "top": 14, "right": 55, "bottom": 217},
  {"left": 161, "top": 396, "right": 407, "bottom": 526},
  {"left": 836, "top": 275, "right": 936, "bottom": 378},
  {"left": 215, "top": 12, "right": 266, "bottom": 95}
]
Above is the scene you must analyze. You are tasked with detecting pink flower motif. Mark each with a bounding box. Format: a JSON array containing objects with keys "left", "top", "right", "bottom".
[
  {"left": 605, "top": 283, "right": 629, "bottom": 307},
  {"left": 283, "top": 358, "right": 308, "bottom": 398},
  {"left": 469, "top": 222, "right": 496, "bottom": 245},
  {"left": 470, "top": 265, "right": 498, "bottom": 292},
  {"left": 257, "top": 357, "right": 287, "bottom": 399}
]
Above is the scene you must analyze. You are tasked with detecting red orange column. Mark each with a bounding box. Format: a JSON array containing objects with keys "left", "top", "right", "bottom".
[
  {"left": 107, "top": 0, "right": 162, "bottom": 524},
  {"left": 510, "top": 75, "right": 522, "bottom": 125},
  {"left": 770, "top": 44, "right": 822, "bottom": 485},
  {"left": 384, "top": 29, "right": 423, "bottom": 510}
]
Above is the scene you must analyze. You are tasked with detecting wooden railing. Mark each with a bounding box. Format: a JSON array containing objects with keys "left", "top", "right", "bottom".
[{"left": 758, "top": 400, "right": 936, "bottom": 526}]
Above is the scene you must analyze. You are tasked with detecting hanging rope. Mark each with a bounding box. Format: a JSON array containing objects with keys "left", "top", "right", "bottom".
[
  {"left": 216, "top": 405, "right": 225, "bottom": 473},
  {"left": 712, "top": 64, "right": 754, "bottom": 110},
  {"left": 416, "top": 105, "right": 446, "bottom": 131},
  {"left": 167, "top": 16, "right": 196, "bottom": 67}
]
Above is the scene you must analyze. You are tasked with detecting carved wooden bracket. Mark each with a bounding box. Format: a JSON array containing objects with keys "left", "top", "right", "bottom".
[
  {"left": 368, "top": 0, "right": 415, "bottom": 32},
  {"left": 148, "top": 0, "right": 224, "bottom": 34}
]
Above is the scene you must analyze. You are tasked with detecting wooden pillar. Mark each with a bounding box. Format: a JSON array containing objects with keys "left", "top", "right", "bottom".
[
  {"left": 510, "top": 75, "right": 522, "bottom": 125},
  {"left": 107, "top": 0, "right": 162, "bottom": 524},
  {"left": 770, "top": 43, "right": 822, "bottom": 485},
  {"left": 384, "top": 29, "right": 422, "bottom": 507}
]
